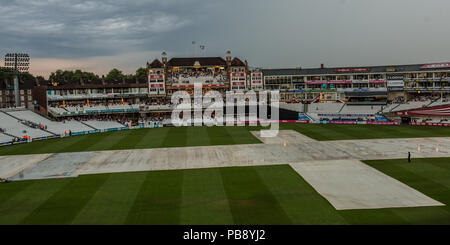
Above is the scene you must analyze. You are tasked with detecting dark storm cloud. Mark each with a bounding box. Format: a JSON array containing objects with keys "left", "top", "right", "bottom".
[
  {"left": 0, "top": 0, "right": 197, "bottom": 58},
  {"left": 1, "top": 0, "right": 449, "bottom": 76}
]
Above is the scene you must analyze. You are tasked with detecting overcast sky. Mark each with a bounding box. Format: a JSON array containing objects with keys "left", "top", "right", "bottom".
[{"left": 1, "top": 0, "right": 449, "bottom": 77}]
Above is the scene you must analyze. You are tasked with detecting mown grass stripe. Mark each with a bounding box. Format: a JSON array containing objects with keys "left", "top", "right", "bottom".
[
  {"left": 293, "top": 124, "right": 351, "bottom": 141},
  {"left": 71, "top": 171, "right": 147, "bottom": 225},
  {"left": 0, "top": 179, "right": 71, "bottom": 224},
  {"left": 81, "top": 130, "right": 135, "bottom": 152},
  {"left": 161, "top": 127, "right": 187, "bottom": 147},
  {"left": 0, "top": 179, "right": 33, "bottom": 205},
  {"left": 390, "top": 206, "right": 450, "bottom": 225},
  {"left": 220, "top": 166, "right": 292, "bottom": 225},
  {"left": 338, "top": 208, "right": 411, "bottom": 225},
  {"left": 363, "top": 159, "right": 450, "bottom": 225},
  {"left": 179, "top": 168, "right": 233, "bottom": 225},
  {"left": 19, "top": 174, "right": 110, "bottom": 224},
  {"left": 125, "top": 170, "right": 184, "bottom": 224},
  {"left": 364, "top": 159, "right": 450, "bottom": 204},
  {"left": 134, "top": 127, "right": 170, "bottom": 149},
  {"left": 225, "top": 126, "right": 262, "bottom": 144},
  {"left": 186, "top": 127, "right": 210, "bottom": 146},
  {"left": 206, "top": 126, "right": 235, "bottom": 145},
  {"left": 255, "top": 165, "right": 348, "bottom": 225}
]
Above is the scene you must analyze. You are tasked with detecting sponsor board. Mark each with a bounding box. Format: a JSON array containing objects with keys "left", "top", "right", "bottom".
[
  {"left": 334, "top": 68, "right": 371, "bottom": 73},
  {"left": 366, "top": 121, "right": 400, "bottom": 125},
  {"left": 420, "top": 63, "right": 450, "bottom": 69},
  {"left": 387, "top": 80, "right": 405, "bottom": 87},
  {"left": 410, "top": 122, "right": 450, "bottom": 127}
]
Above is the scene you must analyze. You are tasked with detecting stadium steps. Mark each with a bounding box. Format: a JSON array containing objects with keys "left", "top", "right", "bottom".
[
  {"left": 0, "top": 111, "right": 22, "bottom": 138},
  {"left": 1, "top": 111, "right": 58, "bottom": 136},
  {"left": 428, "top": 97, "right": 442, "bottom": 107},
  {"left": 1, "top": 110, "right": 21, "bottom": 121},
  {"left": 303, "top": 113, "right": 314, "bottom": 122},
  {"left": 39, "top": 128, "right": 57, "bottom": 136},
  {"left": 1, "top": 131, "right": 18, "bottom": 139},
  {"left": 388, "top": 103, "right": 401, "bottom": 112},
  {"left": 337, "top": 104, "right": 346, "bottom": 113},
  {"left": 79, "top": 121, "right": 98, "bottom": 130},
  {"left": 305, "top": 113, "right": 318, "bottom": 123},
  {"left": 47, "top": 109, "right": 60, "bottom": 117}
]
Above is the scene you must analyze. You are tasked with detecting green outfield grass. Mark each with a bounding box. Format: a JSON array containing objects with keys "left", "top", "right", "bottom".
[
  {"left": 1, "top": 159, "right": 449, "bottom": 225},
  {"left": 2, "top": 124, "right": 450, "bottom": 156}
]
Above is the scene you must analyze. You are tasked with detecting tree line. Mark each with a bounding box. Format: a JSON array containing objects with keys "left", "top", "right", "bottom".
[
  {"left": 0, "top": 67, "right": 147, "bottom": 84},
  {"left": 49, "top": 67, "right": 147, "bottom": 83}
]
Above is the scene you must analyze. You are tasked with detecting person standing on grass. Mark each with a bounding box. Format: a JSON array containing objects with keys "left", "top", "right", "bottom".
[{"left": 408, "top": 152, "right": 411, "bottom": 163}]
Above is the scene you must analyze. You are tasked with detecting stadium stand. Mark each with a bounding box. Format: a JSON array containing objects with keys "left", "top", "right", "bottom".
[
  {"left": 48, "top": 106, "right": 68, "bottom": 115},
  {"left": 107, "top": 104, "right": 133, "bottom": 110},
  {"left": 83, "top": 120, "right": 125, "bottom": 130},
  {"left": 340, "top": 105, "right": 383, "bottom": 114},
  {"left": 427, "top": 95, "right": 450, "bottom": 107},
  {"left": 308, "top": 102, "right": 344, "bottom": 113},
  {"left": 381, "top": 103, "right": 400, "bottom": 113},
  {"left": 279, "top": 102, "right": 305, "bottom": 113},
  {"left": 0, "top": 132, "right": 13, "bottom": 143},
  {"left": 0, "top": 111, "right": 53, "bottom": 138},
  {"left": 7, "top": 110, "right": 92, "bottom": 134},
  {"left": 390, "top": 100, "right": 431, "bottom": 112}
]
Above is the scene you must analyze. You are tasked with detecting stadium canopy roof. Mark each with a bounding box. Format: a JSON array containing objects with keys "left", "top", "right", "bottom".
[
  {"left": 167, "top": 57, "right": 227, "bottom": 67},
  {"left": 231, "top": 57, "right": 246, "bottom": 67},
  {"left": 149, "top": 59, "right": 163, "bottom": 68},
  {"left": 262, "top": 63, "right": 450, "bottom": 76}
]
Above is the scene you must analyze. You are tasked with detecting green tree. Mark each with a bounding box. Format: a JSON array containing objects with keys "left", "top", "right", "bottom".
[
  {"left": 135, "top": 67, "right": 147, "bottom": 82},
  {"left": 106, "top": 68, "right": 124, "bottom": 81}
]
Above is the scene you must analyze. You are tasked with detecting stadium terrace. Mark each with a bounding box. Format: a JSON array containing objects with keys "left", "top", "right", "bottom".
[{"left": 1, "top": 52, "right": 450, "bottom": 144}]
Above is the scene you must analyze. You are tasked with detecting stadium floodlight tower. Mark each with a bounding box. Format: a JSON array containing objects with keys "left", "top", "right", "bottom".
[{"left": 4, "top": 53, "right": 30, "bottom": 107}]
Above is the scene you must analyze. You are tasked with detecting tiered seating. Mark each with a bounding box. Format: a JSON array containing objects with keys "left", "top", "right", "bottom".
[
  {"left": 279, "top": 102, "right": 304, "bottom": 112},
  {"left": 83, "top": 105, "right": 108, "bottom": 111},
  {"left": 55, "top": 104, "right": 143, "bottom": 115},
  {"left": 308, "top": 103, "right": 344, "bottom": 113},
  {"left": 381, "top": 103, "right": 400, "bottom": 113},
  {"left": 391, "top": 101, "right": 431, "bottom": 112},
  {"left": 145, "top": 104, "right": 173, "bottom": 110},
  {"left": 0, "top": 133, "right": 13, "bottom": 143},
  {"left": 429, "top": 101, "right": 450, "bottom": 107},
  {"left": 0, "top": 112, "right": 53, "bottom": 138},
  {"left": 8, "top": 110, "right": 92, "bottom": 134},
  {"left": 83, "top": 120, "right": 124, "bottom": 130},
  {"left": 48, "top": 107, "right": 67, "bottom": 115},
  {"left": 108, "top": 104, "right": 132, "bottom": 110},
  {"left": 65, "top": 106, "right": 83, "bottom": 112},
  {"left": 340, "top": 105, "right": 383, "bottom": 114},
  {"left": 428, "top": 96, "right": 450, "bottom": 107}
]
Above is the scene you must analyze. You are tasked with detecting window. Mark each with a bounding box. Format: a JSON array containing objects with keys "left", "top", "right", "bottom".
[
  {"left": 28, "top": 96, "right": 32, "bottom": 100},
  {"left": 20, "top": 90, "right": 24, "bottom": 95}
]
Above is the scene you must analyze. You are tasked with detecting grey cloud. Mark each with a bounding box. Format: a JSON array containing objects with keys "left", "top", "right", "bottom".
[
  {"left": 1, "top": 0, "right": 450, "bottom": 75},
  {"left": 0, "top": 0, "right": 195, "bottom": 58}
]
